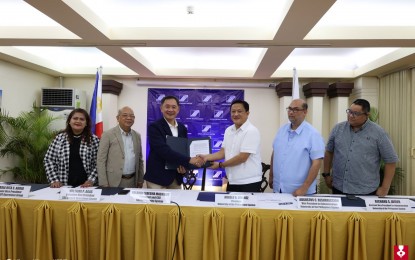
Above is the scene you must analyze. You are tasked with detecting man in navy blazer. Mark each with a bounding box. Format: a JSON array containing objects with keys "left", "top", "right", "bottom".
[{"left": 144, "top": 95, "right": 202, "bottom": 189}]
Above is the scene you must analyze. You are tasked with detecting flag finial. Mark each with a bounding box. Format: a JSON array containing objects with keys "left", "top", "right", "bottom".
[{"left": 292, "top": 67, "right": 300, "bottom": 99}]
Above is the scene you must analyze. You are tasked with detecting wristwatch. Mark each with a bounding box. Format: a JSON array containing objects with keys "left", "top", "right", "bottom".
[{"left": 322, "top": 172, "right": 331, "bottom": 178}]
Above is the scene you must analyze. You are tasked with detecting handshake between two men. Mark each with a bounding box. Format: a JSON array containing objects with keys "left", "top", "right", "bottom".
[
  {"left": 177, "top": 153, "right": 222, "bottom": 174},
  {"left": 192, "top": 154, "right": 222, "bottom": 169},
  {"left": 176, "top": 155, "right": 205, "bottom": 174}
]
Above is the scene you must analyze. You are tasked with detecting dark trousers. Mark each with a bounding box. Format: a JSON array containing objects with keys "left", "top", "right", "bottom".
[
  {"left": 227, "top": 181, "right": 262, "bottom": 193},
  {"left": 332, "top": 186, "right": 376, "bottom": 195}
]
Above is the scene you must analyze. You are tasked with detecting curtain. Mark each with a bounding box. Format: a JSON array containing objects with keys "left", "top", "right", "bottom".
[
  {"left": 274, "top": 211, "right": 294, "bottom": 260},
  {"left": 383, "top": 213, "right": 404, "bottom": 260},
  {"left": 134, "top": 205, "right": 156, "bottom": 260},
  {"left": 167, "top": 206, "right": 186, "bottom": 260},
  {"left": 346, "top": 212, "right": 367, "bottom": 260},
  {"left": 238, "top": 209, "right": 260, "bottom": 260},
  {"left": 202, "top": 208, "right": 224, "bottom": 260},
  {"left": 309, "top": 212, "right": 332, "bottom": 260},
  {"left": 379, "top": 70, "right": 413, "bottom": 194},
  {"left": 65, "top": 202, "right": 89, "bottom": 260},
  {"left": 33, "top": 200, "right": 53, "bottom": 260},
  {"left": 0, "top": 199, "right": 18, "bottom": 260},
  {"left": 100, "top": 204, "right": 121, "bottom": 260},
  {"left": 1, "top": 198, "right": 415, "bottom": 260}
]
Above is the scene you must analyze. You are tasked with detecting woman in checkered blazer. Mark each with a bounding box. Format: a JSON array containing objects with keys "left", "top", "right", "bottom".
[{"left": 44, "top": 108, "right": 100, "bottom": 188}]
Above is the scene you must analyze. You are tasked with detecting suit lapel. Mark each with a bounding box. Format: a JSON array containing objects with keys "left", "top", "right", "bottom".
[
  {"left": 131, "top": 131, "right": 138, "bottom": 153},
  {"left": 161, "top": 119, "right": 173, "bottom": 137},
  {"left": 115, "top": 128, "right": 125, "bottom": 157}
]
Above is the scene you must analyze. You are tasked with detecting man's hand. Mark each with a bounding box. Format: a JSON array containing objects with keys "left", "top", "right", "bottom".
[
  {"left": 197, "top": 154, "right": 211, "bottom": 164},
  {"left": 137, "top": 182, "right": 144, "bottom": 188},
  {"left": 189, "top": 156, "right": 204, "bottom": 167},
  {"left": 293, "top": 186, "right": 308, "bottom": 197},
  {"left": 376, "top": 186, "right": 390, "bottom": 197},
  {"left": 177, "top": 165, "right": 187, "bottom": 174},
  {"left": 324, "top": 176, "right": 333, "bottom": 189},
  {"left": 208, "top": 161, "right": 219, "bottom": 170}
]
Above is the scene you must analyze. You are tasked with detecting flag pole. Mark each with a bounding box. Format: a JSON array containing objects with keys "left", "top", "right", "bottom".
[
  {"left": 90, "top": 67, "right": 103, "bottom": 138},
  {"left": 292, "top": 67, "right": 300, "bottom": 99}
]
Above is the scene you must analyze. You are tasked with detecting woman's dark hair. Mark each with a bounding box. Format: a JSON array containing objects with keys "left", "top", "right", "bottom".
[
  {"left": 352, "top": 99, "right": 371, "bottom": 113},
  {"left": 64, "top": 108, "right": 93, "bottom": 145}
]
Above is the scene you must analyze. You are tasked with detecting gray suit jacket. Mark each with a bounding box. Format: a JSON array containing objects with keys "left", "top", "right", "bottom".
[{"left": 97, "top": 126, "right": 144, "bottom": 187}]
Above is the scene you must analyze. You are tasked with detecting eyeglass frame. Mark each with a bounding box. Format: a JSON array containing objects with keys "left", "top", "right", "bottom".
[
  {"left": 346, "top": 109, "right": 367, "bottom": 117},
  {"left": 286, "top": 107, "right": 305, "bottom": 113},
  {"left": 119, "top": 113, "right": 136, "bottom": 119}
]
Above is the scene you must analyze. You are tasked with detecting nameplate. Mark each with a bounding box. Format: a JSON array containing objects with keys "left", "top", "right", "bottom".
[
  {"left": 215, "top": 194, "right": 257, "bottom": 207},
  {"left": 365, "top": 198, "right": 412, "bottom": 212},
  {"left": 297, "top": 196, "right": 342, "bottom": 210},
  {"left": 60, "top": 188, "right": 102, "bottom": 201},
  {"left": 0, "top": 184, "right": 30, "bottom": 198},
  {"left": 129, "top": 190, "right": 171, "bottom": 204}
]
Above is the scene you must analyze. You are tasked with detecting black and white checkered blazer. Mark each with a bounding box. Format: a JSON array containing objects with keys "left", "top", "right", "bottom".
[{"left": 44, "top": 132, "right": 100, "bottom": 185}]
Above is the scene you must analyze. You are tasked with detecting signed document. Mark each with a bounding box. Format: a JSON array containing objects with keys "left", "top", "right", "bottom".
[
  {"left": 189, "top": 139, "right": 210, "bottom": 157},
  {"left": 166, "top": 136, "right": 212, "bottom": 169}
]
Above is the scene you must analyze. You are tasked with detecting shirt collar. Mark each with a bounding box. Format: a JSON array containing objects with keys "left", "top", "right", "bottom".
[
  {"left": 164, "top": 117, "right": 178, "bottom": 128},
  {"left": 289, "top": 120, "right": 306, "bottom": 134},
  {"left": 119, "top": 126, "right": 131, "bottom": 136},
  {"left": 361, "top": 119, "right": 370, "bottom": 129},
  {"left": 348, "top": 118, "right": 370, "bottom": 132},
  {"left": 232, "top": 120, "right": 250, "bottom": 132}
]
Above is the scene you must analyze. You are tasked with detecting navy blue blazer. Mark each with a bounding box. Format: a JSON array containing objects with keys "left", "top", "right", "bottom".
[{"left": 144, "top": 118, "right": 190, "bottom": 186}]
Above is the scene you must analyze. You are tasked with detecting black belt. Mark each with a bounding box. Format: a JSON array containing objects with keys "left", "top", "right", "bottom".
[{"left": 122, "top": 173, "right": 135, "bottom": 179}]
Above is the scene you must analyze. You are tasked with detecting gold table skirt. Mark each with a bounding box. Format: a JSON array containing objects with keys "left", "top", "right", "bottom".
[{"left": 1, "top": 198, "right": 414, "bottom": 260}]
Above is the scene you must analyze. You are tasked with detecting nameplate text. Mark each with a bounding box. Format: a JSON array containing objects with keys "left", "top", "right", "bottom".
[
  {"left": 0, "top": 184, "right": 30, "bottom": 198},
  {"left": 215, "top": 194, "right": 257, "bottom": 207},
  {"left": 297, "top": 196, "right": 342, "bottom": 210},
  {"left": 60, "top": 188, "right": 102, "bottom": 201},
  {"left": 129, "top": 190, "right": 171, "bottom": 204},
  {"left": 365, "top": 198, "right": 412, "bottom": 212}
]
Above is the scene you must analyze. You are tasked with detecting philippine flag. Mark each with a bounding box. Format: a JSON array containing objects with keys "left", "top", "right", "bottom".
[{"left": 90, "top": 67, "right": 103, "bottom": 138}]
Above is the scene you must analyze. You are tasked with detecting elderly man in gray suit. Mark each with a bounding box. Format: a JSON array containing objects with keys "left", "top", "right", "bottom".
[{"left": 97, "top": 106, "right": 144, "bottom": 188}]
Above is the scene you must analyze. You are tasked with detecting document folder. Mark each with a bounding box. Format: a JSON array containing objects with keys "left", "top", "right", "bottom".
[{"left": 166, "top": 136, "right": 212, "bottom": 170}]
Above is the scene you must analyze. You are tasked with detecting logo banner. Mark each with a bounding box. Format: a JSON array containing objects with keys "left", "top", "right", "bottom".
[{"left": 147, "top": 88, "right": 244, "bottom": 189}]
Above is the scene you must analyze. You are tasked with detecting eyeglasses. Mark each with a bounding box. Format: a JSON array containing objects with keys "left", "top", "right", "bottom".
[
  {"left": 286, "top": 107, "right": 305, "bottom": 113},
  {"left": 231, "top": 109, "right": 247, "bottom": 115},
  {"left": 120, "top": 114, "right": 135, "bottom": 118},
  {"left": 346, "top": 109, "right": 366, "bottom": 117}
]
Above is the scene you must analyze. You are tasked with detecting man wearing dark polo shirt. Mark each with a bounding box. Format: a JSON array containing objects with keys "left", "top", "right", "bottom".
[{"left": 323, "top": 99, "right": 398, "bottom": 197}]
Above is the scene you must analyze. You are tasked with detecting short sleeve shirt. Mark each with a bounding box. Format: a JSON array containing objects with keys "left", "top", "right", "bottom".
[
  {"left": 222, "top": 120, "right": 262, "bottom": 184},
  {"left": 272, "top": 121, "right": 325, "bottom": 194},
  {"left": 326, "top": 120, "right": 398, "bottom": 194}
]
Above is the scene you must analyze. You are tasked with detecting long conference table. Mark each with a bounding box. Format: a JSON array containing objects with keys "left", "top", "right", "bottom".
[{"left": 0, "top": 185, "right": 414, "bottom": 260}]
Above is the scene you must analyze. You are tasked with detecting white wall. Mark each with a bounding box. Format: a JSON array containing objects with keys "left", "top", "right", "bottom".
[
  {"left": 0, "top": 60, "right": 56, "bottom": 115},
  {"left": 0, "top": 60, "right": 55, "bottom": 181}
]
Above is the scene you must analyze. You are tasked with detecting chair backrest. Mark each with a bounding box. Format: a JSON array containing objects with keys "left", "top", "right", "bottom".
[{"left": 260, "top": 162, "right": 270, "bottom": 192}]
